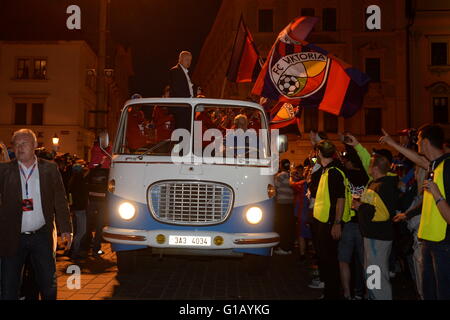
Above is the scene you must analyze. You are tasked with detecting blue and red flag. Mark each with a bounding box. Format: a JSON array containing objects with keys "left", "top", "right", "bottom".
[
  {"left": 226, "top": 16, "right": 262, "bottom": 83},
  {"left": 252, "top": 16, "right": 370, "bottom": 118}
]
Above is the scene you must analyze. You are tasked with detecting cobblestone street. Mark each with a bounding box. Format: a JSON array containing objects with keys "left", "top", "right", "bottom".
[{"left": 55, "top": 242, "right": 416, "bottom": 300}]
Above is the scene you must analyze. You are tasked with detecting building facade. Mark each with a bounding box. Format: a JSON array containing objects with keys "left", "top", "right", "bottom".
[
  {"left": 409, "top": 0, "right": 450, "bottom": 133},
  {"left": 0, "top": 40, "right": 132, "bottom": 160},
  {"left": 193, "top": 0, "right": 410, "bottom": 164}
]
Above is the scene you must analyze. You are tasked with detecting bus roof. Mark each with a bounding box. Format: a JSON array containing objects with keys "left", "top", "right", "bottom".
[{"left": 123, "top": 98, "right": 266, "bottom": 112}]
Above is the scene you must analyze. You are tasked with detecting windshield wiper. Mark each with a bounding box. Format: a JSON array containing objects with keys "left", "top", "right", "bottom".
[{"left": 137, "top": 140, "right": 171, "bottom": 160}]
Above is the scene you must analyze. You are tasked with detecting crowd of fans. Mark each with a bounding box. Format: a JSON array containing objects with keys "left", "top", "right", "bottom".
[
  {"left": 274, "top": 125, "right": 450, "bottom": 300},
  {"left": 3, "top": 120, "right": 448, "bottom": 301}
]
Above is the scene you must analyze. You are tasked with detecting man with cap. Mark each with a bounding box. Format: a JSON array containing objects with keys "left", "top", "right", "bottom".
[{"left": 345, "top": 134, "right": 399, "bottom": 300}]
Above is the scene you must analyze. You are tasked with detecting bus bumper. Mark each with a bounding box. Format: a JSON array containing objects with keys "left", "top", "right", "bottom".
[{"left": 103, "top": 226, "right": 279, "bottom": 250}]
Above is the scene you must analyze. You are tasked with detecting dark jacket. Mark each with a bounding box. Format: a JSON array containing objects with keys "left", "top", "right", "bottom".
[
  {"left": 0, "top": 158, "right": 72, "bottom": 257},
  {"left": 87, "top": 167, "right": 109, "bottom": 200},
  {"left": 69, "top": 172, "right": 89, "bottom": 211},
  {"left": 357, "top": 175, "right": 398, "bottom": 241},
  {"left": 169, "top": 64, "right": 193, "bottom": 98},
  {"left": 168, "top": 64, "right": 196, "bottom": 130}
]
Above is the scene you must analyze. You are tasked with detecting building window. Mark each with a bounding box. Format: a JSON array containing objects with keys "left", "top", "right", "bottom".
[
  {"left": 258, "top": 9, "right": 273, "bottom": 33},
  {"left": 322, "top": 8, "right": 337, "bottom": 31},
  {"left": 16, "top": 58, "right": 47, "bottom": 80},
  {"left": 15, "top": 103, "right": 27, "bottom": 125},
  {"left": 33, "top": 59, "right": 47, "bottom": 79},
  {"left": 324, "top": 113, "right": 338, "bottom": 133},
  {"left": 365, "top": 108, "right": 382, "bottom": 135},
  {"left": 301, "top": 8, "right": 315, "bottom": 31},
  {"left": 303, "top": 107, "right": 318, "bottom": 133},
  {"left": 433, "top": 97, "right": 448, "bottom": 124},
  {"left": 16, "top": 59, "right": 31, "bottom": 79},
  {"left": 301, "top": 8, "right": 315, "bottom": 17},
  {"left": 14, "top": 102, "right": 44, "bottom": 125},
  {"left": 431, "top": 43, "right": 448, "bottom": 66},
  {"left": 365, "top": 58, "right": 381, "bottom": 83},
  {"left": 31, "top": 103, "right": 44, "bottom": 125}
]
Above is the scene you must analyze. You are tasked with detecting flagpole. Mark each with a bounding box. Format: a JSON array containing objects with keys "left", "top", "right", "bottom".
[{"left": 220, "top": 76, "right": 227, "bottom": 99}]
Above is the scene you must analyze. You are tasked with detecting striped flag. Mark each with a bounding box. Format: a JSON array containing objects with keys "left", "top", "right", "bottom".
[
  {"left": 226, "top": 16, "right": 262, "bottom": 83},
  {"left": 252, "top": 17, "right": 370, "bottom": 118}
]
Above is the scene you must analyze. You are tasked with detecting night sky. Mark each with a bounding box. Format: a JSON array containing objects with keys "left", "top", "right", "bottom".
[{"left": 0, "top": 0, "right": 222, "bottom": 97}]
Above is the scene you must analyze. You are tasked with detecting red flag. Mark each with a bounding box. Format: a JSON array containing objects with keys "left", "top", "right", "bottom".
[{"left": 226, "top": 16, "right": 262, "bottom": 83}]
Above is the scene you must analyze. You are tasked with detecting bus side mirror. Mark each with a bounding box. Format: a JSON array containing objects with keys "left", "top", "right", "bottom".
[
  {"left": 277, "top": 135, "right": 288, "bottom": 153},
  {"left": 99, "top": 131, "right": 112, "bottom": 158}
]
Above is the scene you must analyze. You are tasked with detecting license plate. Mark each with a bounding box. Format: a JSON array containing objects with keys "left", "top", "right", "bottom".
[{"left": 168, "top": 235, "right": 211, "bottom": 246}]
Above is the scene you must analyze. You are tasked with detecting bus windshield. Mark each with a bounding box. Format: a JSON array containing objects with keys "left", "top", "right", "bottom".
[
  {"left": 116, "top": 103, "right": 191, "bottom": 156},
  {"left": 115, "top": 102, "right": 270, "bottom": 160},
  {"left": 193, "top": 104, "right": 269, "bottom": 160}
]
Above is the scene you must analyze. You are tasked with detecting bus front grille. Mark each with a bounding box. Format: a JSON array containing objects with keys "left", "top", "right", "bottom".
[{"left": 148, "top": 181, "right": 234, "bottom": 225}]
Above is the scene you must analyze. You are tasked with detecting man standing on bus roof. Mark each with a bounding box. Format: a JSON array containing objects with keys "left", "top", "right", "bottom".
[
  {"left": 169, "top": 51, "right": 195, "bottom": 98},
  {"left": 168, "top": 51, "right": 195, "bottom": 131}
]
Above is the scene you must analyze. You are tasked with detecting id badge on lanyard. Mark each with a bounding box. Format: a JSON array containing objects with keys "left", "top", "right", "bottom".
[{"left": 20, "top": 163, "right": 36, "bottom": 212}]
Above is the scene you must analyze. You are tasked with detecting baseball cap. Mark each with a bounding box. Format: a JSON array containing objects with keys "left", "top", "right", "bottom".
[{"left": 372, "top": 148, "right": 393, "bottom": 163}]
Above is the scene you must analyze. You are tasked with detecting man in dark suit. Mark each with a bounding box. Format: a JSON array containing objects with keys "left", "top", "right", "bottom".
[
  {"left": 168, "top": 51, "right": 195, "bottom": 131},
  {"left": 0, "top": 129, "right": 72, "bottom": 300},
  {"left": 169, "top": 50, "right": 194, "bottom": 98}
]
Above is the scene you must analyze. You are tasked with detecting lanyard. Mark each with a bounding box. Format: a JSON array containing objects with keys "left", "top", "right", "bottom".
[{"left": 19, "top": 163, "right": 36, "bottom": 198}]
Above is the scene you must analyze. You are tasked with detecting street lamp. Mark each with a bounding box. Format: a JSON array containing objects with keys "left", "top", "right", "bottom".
[
  {"left": 52, "top": 133, "right": 59, "bottom": 146},
  {"left": 52, "top": 133, "right": 59, "bottom": 154}
]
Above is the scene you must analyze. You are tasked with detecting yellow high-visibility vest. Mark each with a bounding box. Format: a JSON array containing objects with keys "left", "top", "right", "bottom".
[
  {"left": 418, "top": 159, "right": 449, "bottom": 242},
  {"left": 360, "top": 188, "right": 390, "bottom": 222},
  {"left": 314, "top": 167, "right": 353, "bottom": 223}
]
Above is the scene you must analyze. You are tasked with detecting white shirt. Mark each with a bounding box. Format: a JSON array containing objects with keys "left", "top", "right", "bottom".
[
  {"left": 180, "top": 64, "right": 194, "bottom": 97},
  {"left": 18, "top": 157, "right": 46, "bottom": 232}
]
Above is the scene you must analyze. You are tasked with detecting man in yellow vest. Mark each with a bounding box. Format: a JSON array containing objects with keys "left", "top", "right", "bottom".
[
  {"left": 344, "top": 133, "right": 400, "bottom": 300},
  {"left": 380, "top": 124, "right": 450, "bottom": 300},
  {"left": 351, "top": 152, "right": 398, "bottom": 300},
  {"left": 313, "top": 140, "right": 347, "bottom": 299},
  {"left": 338, "top": 147, "right": 369, "bottom": 300}
]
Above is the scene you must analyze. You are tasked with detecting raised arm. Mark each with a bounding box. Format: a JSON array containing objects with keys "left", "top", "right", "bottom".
[
  {"left": 379, "top": 129, "right": 429, "bottom": 169},
  {"left": 344, "top": 133, "right": 371, "bottom": 175}
]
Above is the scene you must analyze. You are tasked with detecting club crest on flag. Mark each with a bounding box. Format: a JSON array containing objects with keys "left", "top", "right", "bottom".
[
  {"left": 270, "top": 51, "right": 330, "bottom": 99},
  {"left": 271, "top": 103, "right": 296, "bottom": 124}
]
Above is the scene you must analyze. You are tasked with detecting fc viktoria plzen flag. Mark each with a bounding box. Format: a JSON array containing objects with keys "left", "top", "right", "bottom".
[{"left": 252, "top": 16, "right": 370, "bottom": 118}]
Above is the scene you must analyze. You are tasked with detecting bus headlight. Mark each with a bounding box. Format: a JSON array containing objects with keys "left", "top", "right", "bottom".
[
  {"left": 118, "top": 202, "right": 136, "bottom": 220},
  {"left": 245, "top": 207, "right": 263, "bottom": 224}
]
